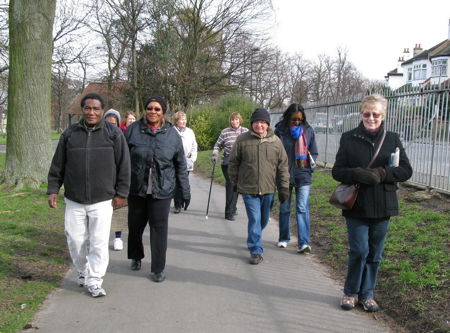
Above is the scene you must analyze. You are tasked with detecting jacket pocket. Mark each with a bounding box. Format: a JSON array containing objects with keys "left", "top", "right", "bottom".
[{"left": 384, "top": 183, "right": 398, "bottom": 212}]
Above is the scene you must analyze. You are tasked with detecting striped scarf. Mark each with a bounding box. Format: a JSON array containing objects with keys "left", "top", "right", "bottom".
[{"left": 290, "top": 126, "right": 308, "bottom": 168}]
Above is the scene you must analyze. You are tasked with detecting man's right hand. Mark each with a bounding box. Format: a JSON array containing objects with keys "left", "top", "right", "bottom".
[
  {"left": 211, "top": 155, "right": 217, "bottom": 164},
  {"left": 48, "top": 194, "right": 58, "bottom": 208}
]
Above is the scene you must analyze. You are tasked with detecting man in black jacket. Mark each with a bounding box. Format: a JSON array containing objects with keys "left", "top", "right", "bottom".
[{"left": 47, "top": 93, "right": 130, "bottom": 298}]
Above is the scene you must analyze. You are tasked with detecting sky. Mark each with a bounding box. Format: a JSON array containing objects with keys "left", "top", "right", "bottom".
[{"left": 270, "top": 0, "right": 450, "bottom": 81}]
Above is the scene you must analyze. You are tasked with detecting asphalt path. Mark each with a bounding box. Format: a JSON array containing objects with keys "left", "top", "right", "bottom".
[{"left": 24, "top": 173, "right": 391, "bottom": 333}]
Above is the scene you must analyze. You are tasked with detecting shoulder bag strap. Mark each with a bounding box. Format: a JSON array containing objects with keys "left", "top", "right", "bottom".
[{"left": 367, "top": 130, "right": 386, "bottom": 168}]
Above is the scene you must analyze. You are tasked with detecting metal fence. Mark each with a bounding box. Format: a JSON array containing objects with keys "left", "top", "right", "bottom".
[{"left": 270, "top": 85, "right": 450, "bottom": 194}]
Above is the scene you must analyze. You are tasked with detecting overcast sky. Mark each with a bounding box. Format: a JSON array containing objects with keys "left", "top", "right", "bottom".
[{"left": 270, "top": 0, "right": 450, "bottom": 80}]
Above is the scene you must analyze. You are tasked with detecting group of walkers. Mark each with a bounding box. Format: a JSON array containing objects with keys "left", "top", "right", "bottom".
[{"left": 46, "top": 92, "right": 412, "bottom": 314}]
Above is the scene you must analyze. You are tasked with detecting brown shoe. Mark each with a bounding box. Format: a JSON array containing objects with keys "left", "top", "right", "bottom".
[{"left": 249, "top": 254, "right": 263, "bottom": 265}]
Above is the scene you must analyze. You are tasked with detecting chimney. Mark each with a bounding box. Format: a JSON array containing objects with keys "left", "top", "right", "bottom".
[
  {"left": 403, "top": 48, "right": 411, "bottom": 61},
  {"left": 413, "top": 44, "right": 423, "bottom": 56},
  {"left": 397, "top": 56, "right": 404, "bottom": 73}
]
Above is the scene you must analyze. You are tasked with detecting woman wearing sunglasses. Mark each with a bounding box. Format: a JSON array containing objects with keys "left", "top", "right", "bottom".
[
  {"left": 274, "top": 103, "right": 318, "bottom": 253},
  {"left": 332, "top": 94, "right": 412, "bottom": 312},
  {"left": 124, "top": 96, "right": 191, "bottom": 283}
]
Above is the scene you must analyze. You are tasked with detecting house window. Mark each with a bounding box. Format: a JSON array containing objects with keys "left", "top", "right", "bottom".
[
  {"left": 431, "top": 59, "right": 448, "bottom": 77},
  {"left": 407, "top": 68, "right": 412, "bottom": 82},
  {"left": 413, "top": 64, "right": 427, "bottom": 80}
]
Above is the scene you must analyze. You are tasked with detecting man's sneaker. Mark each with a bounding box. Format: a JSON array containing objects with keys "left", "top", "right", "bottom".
[
  {"left": 249, "top": 254, "right": 263, "bottom": 265},
  {"left": 113, "top": 238, "right": 123, "bottom": 251},
  {"left": 77, "top": 272, "right": 86, "bottom": 287},
  {"left": 297, "top": 244, "right": 311, "bottom": 254},
  {"left": 88, "top": 285, "right": 106, "bottom": 298},
  {"left": 277, "top": 241, "right": 288, "bottom": 248},
  {"left": 359, "top": 298, "right": 380, "bottom": 312},
  {"left": 174, "top": 207, "right": 181, "bottom": 214}
]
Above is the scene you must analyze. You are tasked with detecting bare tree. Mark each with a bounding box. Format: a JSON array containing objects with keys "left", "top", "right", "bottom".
[
  {"left": 2, "top": 0, "right": 56, "bottom": 188},
  {"left": 52, "top": 0, "right": 91, "bottom": 130}
]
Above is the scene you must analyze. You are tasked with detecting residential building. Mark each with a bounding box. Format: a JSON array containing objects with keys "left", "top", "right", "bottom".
[{"left": 385, "top": 20, "right": 450, "bottom": 89}]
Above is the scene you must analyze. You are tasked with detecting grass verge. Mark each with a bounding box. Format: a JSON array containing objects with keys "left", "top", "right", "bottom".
[
  {"left": 195, "top": 150, "right": 450, "bottom": 333},
  {"left": 0, "top": 153, "right": 69, "bottom": 333},
  {"left": 0, "top": 131, "right": 61, "bottom": 145}
]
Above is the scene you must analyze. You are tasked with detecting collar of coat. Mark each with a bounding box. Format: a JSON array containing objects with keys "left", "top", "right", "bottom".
[
  {"left": 352, "top": 121, "right": 386, "bottom": 146},
  {"left": 138, "top": 117, "right": 172, "bottom": 135},
  {"left": 250, "top": 127, "right": 276, "bottom": 141}
]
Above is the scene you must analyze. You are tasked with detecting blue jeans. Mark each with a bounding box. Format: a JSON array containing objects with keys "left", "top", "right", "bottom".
[
  {"left": 242, "top": 193, "right": 274, "bottom": 255},
  {"left": 344, "top": 217, "right": 390, "bottom": 300},
  {"left": 278, "top": 185, "right": 311, "bottom": 247}
]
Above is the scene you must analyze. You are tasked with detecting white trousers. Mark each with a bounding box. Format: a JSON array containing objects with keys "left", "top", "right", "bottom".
[{"left": 64, "top": 198, "right": 113, "bottom": 288}]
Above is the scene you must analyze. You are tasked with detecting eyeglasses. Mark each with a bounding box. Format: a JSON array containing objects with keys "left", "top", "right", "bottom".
[
  {"left": 146, "top": 107, "right": 162, "bottom": 112},
  {"left": 291, "top": 118, "right": 303, "bottom": 122},
  {"left": 82, "top": 106, "right": 102, "bottom": 113},
  {"left": 362, "top": 112, "right": 382, "bottom": 119}
]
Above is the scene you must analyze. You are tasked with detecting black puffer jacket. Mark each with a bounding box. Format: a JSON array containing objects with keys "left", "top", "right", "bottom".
[
  {"left": 47, "top": 120, "right": 130, "bottom": 204},
  {"left": 332, "top": 122, "right": 412, "bottom": 218},
  {"left": 125, "top": 118, "right": 190, "bottom": 200}
]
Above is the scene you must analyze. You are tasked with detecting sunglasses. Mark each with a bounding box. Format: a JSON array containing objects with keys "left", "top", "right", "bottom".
[
  {"left": 362, "top": 112, "right": 382, "bottom": 119},
  {"left": 291, "top": 118, "right": 303, "bottom": 122},
  {"left": 146, "top": 107, "right": 162, "bottom": 111}
]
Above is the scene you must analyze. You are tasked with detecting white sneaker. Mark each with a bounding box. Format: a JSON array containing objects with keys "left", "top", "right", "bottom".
[
  {"left": 77, "top": 272, "right": 86, "bottom": 287},
  {"left": 277, "top": 241, "right": 288, "bottom": 248},
  {"left": 113, "top": 238, "right": 123, "bottom": 251},
  {"left": 88, "top": 285, "right": 106, "bottom": 298},
  {"left": 298, "top": 244, "right": 311, "bottom": 254}
]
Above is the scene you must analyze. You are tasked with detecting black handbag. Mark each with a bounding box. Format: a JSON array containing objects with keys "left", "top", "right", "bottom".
[{"left": 329, "top": 130, "right": 386, "bottom": 210}]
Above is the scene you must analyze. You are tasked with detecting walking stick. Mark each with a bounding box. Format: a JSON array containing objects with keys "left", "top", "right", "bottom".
[{"left": 205, "top": 161, "right": 216, "bottom": 220}]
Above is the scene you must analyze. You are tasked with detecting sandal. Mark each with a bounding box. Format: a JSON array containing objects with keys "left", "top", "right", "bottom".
[
  {"left": 359, "top": 298, "right": 380, "bottom": 312},
  {"left": 340, "top": 295, "right": 357, "bottom": 310}
]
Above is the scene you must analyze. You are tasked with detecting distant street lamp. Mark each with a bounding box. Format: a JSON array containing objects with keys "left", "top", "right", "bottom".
[{"left": 250, "top": 47, "right": 260, "bottom": 101}]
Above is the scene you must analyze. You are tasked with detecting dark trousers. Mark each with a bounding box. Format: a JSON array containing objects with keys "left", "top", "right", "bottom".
[
  {"left": 221, "top": 164, "right": 238, "bottom": 218},
  {"left": 127, "top": 195, "right": 171, "bottom": 273},
  {"left": 173, "top": 171, "right": 189, "bottom": 208}
]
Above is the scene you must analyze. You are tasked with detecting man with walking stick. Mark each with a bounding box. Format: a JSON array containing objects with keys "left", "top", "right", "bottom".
[{"left": 229, "top": 108, "right": 290, "bottom": 264}]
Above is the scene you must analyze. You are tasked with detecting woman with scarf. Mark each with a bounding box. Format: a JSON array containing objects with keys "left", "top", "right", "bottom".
[
  {"left": 172, "top": 111, "right": 198, "bottom": 213},
  {"left": 274, "top": 103, "right": 318, "bottom": 253}
]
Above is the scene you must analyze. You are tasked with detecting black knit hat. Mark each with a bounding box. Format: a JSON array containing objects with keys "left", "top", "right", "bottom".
[
  {"left": 250, "top": 108, "right": 271, "bottom": 125},
  {"left": 145, "top": 96, "right": 167, "bottom": 114}
]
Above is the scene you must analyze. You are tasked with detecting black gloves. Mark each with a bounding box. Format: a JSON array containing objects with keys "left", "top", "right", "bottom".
[
  {"left": 372, "top": 167, "right": 386, "bottom": 182},
  {"left": 182, "top": 198, "right": 190, "bottom": 210},
  {"left": 352, "top": 167, "right": 381, "bottom": 185},
  {"left": 278, "top": 187, "right": 290, "bottom": 203}
]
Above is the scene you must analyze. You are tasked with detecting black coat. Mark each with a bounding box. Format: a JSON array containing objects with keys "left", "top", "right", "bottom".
[
  {"left": 274, "top": 121, "right": 318, "bottom": 186},
  {"left": 47, "top": 120, "right": 131, "bottom": 204},
  {"left": 125, "top": 118, "right": 190, "bottom": 200},
  {"left": 332, "top": 122, "right": 412, "bottom": 219}
]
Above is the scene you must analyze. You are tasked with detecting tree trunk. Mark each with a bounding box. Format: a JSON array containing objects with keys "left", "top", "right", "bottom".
[{"left": 3, "top": 0, "right": 56, "bottom": 188}]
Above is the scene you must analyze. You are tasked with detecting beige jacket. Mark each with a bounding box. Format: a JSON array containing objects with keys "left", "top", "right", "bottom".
[{"left": 229, "top": 128, "right": 289, "bottom": 195}]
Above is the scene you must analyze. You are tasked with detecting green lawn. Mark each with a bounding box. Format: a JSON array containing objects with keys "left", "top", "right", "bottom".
[
  {"left": 194, "top": 150, "right": 450, "bottom": 333},
  {"left": 0, "top": 131, "right": 61, "bottom": 145},
  {"left": 0, "top": 153, "right": 68, "bottom": 333}
]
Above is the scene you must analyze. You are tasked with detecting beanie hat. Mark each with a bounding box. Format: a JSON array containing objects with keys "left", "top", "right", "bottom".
[
  {"left": 250, "top": 108, "right": 271, "bottom": 125},
  {"left": 145, "top": 96, "right": 167, "bottom": 114},
  {"left": 104, "top": 108, "right": 121, "bottom": 125}
]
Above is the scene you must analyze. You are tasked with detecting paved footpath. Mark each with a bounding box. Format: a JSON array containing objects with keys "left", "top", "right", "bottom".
[{"left": 25, "top": 173, "right": 391, "bottom": 333}]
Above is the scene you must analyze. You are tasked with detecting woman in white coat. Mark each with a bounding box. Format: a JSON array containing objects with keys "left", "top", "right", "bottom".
[{"left": 173, "top": 111, "right": 198, "bottom": 213}]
